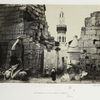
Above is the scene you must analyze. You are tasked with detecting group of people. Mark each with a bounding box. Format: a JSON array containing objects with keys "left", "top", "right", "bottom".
[
  {"left": 44, "top": 67, "right": 57, "bottom": 82},
  {"left": 44, "top": 63, "right": 88, "bottom": 82},
  {"left": 4, "top": 36, "right": 28, "bottom": 81},
  {"left": 3, "top": 35, "right": 88, "bottom": 82},
  {"left": 4, "top": 35, "right": 57, "bottom": 82}
]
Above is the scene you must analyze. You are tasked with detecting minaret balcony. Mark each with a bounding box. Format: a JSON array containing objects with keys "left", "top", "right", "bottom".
[{"left": 56, "top": 25, "right": 67, "bottom": 33}]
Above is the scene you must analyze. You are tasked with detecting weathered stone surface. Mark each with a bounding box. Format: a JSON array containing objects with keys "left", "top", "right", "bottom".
[
  {"left": 79, "top": 11, "right": 100, "bottom": 64},
  {"left": 0, "top": 5, "right": 51, "bottom": 76}
]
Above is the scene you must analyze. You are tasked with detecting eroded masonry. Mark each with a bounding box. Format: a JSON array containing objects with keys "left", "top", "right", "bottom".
[{"left": 0, "top": 5, "right": 55, "bottom": 76}]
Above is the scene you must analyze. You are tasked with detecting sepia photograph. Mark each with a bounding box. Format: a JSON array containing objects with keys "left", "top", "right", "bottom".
[{"left": 0, "top": 4, "right": 100, "bottom": 83}]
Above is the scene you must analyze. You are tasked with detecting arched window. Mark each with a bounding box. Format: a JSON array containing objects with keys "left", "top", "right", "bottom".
[
  {"left": 65, "top": 37, "right": 66, "bottom": 42},
  {"left": 59, "top": 36, "right": 61, "bottom": 42},
  {"left": 62, "top": 36, "right": 64, "bottom": 42},
  {"left": 60, "top": 11, "right": 64, "bottom": 18}
]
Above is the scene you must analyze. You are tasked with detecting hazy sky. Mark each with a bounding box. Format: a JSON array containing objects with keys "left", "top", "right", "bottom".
[{"left": 45, "top": 5, "right": 100, "bottom": 42}]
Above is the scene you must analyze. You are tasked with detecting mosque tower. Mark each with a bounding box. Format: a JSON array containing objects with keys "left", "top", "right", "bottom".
[{"left": 56, "top": 10, "right": 67, "bottom": 46}]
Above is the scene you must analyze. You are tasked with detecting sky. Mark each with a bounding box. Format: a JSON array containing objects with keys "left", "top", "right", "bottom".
[{"left": 45, "top": 5, "right": 100, "bottom": 42}]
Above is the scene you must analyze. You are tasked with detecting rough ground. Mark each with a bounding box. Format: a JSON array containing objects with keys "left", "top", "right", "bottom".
[{"left": 0, "top": 77, "right": 99, "bottom": 83}]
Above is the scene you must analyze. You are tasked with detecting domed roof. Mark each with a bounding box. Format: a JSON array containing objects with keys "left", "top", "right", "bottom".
[
  {"left": 67, "top": 35, "right": 80, "bottom": 53},
  {"left": 69, "top": 35, "right": 78, "bottom": 47}
]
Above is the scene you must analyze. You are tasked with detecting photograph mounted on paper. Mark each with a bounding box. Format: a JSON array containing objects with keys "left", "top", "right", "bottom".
[{"left": 0, "top": 4, "right": 100, "bottom": 83}]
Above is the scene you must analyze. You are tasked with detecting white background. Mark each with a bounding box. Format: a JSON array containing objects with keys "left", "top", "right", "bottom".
[
  {"left": 0, "top": 0, "right": 100, "bottom": 100},
  {"left": 0, "top": 84, "right": 100, "bottom": 100},
  {"left": 0, "top": 0, "right": 100, "bottom": 4}
]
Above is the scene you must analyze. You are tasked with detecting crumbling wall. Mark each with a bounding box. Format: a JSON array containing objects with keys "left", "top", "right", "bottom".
[
  {"left": 79, "top": 11, "right": 100, "bottom": 65},
  {"left": 0, "top": 5, "right": 24, "bottom": 68},
  {"left": 0, "top": 5, "right": 48, "bottom": 76}
]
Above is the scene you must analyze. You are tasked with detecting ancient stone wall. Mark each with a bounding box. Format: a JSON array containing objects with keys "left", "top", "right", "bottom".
[
  {"left": 0, "top": 5, "right": 50, "bottom": 76},
  {"left": 79, "top": 11, "right": 100, "bottom": 65},
  {"left": 0, "top": 5, "right": 24, "bottom": 68}
]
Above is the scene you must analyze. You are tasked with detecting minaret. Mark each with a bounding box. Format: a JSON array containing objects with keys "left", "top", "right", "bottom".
[{"left": 56, "top": 10, "right": 67, "bottom": 46}]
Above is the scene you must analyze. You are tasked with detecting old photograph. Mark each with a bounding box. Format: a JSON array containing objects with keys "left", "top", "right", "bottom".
[{"left": 0, "top": 4, "right": 100, "bottom": 83}]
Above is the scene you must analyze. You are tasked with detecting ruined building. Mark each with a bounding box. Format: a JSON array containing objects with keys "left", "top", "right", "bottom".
[
  {"left": 0, "top": 4, "right": 53, "bottom": 76},
  {"left": 79, "top": 11, "right": 100, "bottom": 67}
]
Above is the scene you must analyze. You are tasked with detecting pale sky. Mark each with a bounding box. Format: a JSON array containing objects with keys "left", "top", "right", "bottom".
[{"left": 45, "top": 5, "right": 100, "bottom": 42}]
